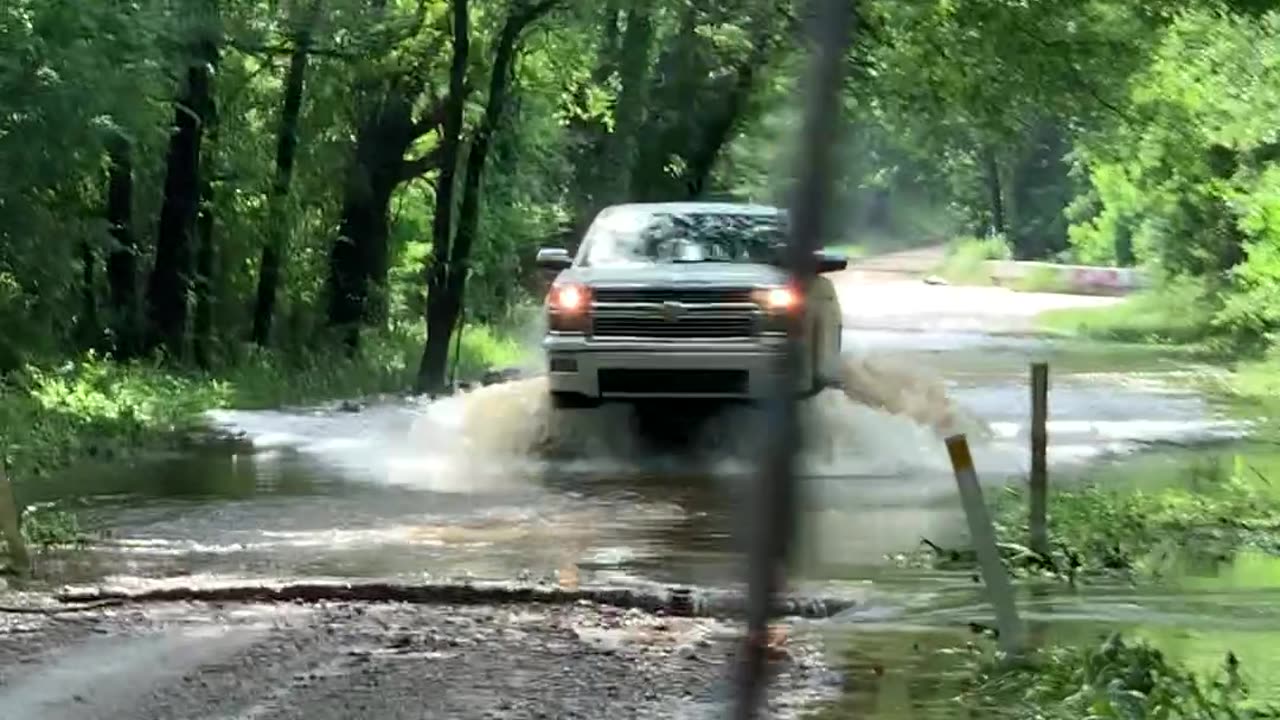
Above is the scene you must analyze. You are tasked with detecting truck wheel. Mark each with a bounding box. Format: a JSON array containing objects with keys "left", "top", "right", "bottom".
[{"left": 551, "top": 391, "right": 599, "bottom": 410}]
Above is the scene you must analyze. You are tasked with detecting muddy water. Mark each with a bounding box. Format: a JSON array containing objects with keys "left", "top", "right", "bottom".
[
  {"left": 20, "top": 329, "right": 1244, "bottom": 589},
  {"left": 16, "top": 326, "right": 1272, "bottom": 703}
]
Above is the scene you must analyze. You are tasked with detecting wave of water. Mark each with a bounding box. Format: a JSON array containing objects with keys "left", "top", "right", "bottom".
[{"left": 204, "top": 350, "right": 1247, "bottom": 494}]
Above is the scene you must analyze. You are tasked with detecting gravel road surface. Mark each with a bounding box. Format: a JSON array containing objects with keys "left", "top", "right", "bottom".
[{"left": 0, "top": 599, "right": 840, "bottom": 719}]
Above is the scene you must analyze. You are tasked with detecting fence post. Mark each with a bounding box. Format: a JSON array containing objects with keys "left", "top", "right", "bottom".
[
  {"left": 1029, "top": 362, "right": 1049, "bottom": 557},
  {"left": 945, "top": 434, "right": 1024, "bottom": 657},
  {"left": 0, "top": 466, "right": 30, "bottom": 574}
]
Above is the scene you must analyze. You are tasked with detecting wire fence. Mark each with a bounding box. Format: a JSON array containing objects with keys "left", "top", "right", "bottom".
[{"left": 733, "top": 2, "right": 855, "bottom": 717}]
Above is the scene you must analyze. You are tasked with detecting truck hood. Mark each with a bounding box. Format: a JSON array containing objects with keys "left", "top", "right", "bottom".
[{"left": 559, "top": 263, "right": 790, "bottom": 288}]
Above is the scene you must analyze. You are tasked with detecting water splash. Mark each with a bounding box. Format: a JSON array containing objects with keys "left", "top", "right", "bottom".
[{"left": 388, "top": 353, "right": 989, "bottom": 481}]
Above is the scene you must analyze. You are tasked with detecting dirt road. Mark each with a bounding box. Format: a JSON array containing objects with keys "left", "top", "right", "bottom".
[
  {"left": 833, "top": 245, "right": 1123, "bottom": 334},
  {"left": 0, "top": 598, "right": 835, "bottom": 719}
]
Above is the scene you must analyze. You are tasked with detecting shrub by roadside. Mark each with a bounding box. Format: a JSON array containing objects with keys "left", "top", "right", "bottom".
[
  {"left": 1036, "top": 278, "right": 1217, "bottom": 346},
  {"left": 960, "top": 634, "right": 1274, "bottom": 719},
  {"left": 933, "top": 235, "right": 1013, "bottom": 285},
  {"left": 890, "top": 453, "right": 1280, "bottom": 583},
  {"left": 811, "top": 631, "right": 1273, "bottom": 719},
  {"left": 0, "top": 324, "right": 531, "bottom": 484}
]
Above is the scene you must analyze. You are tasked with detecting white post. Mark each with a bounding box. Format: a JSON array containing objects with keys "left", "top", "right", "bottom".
[{"left": 945, "top": 434, "right": 1024, "bottom": 656}]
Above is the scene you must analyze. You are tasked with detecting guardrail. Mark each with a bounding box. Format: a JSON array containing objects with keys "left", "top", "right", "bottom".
[{"left": 984, "top": 260, "right": 1149, "bottom": 295}]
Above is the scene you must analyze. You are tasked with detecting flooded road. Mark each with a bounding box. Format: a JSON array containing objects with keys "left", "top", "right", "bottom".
[
  {"left": 22, "top": 322, "right": 1249, "bottom": 597},
  {"left": 9, "top": 273, "right": 1278, "bottom": 715}
]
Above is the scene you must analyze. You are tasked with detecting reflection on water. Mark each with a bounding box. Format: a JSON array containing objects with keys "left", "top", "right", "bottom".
[{"left": 821, "top": 554, "right": 1280, "bottom": 716}]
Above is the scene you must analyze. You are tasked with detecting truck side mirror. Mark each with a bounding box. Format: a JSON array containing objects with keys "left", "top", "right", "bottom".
[{"left": 536, "top": 247, "right": 573, "bottom": 271}]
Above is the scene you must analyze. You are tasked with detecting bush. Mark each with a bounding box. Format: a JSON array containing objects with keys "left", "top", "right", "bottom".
[
  {"left": 964, "top": 634, "right": 1275, "bottom": 719},
  {"left": 1037, "top": 277, "right": 1218, "bottom": 346},
  {"left": 0, "top": 320, "right": 532, "bottom": 485},
  {"left": 936, "top": 234, "right": 1012, "bottom": 284}
]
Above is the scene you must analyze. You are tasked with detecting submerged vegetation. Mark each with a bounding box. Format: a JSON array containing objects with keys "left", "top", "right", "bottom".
[
  {"left": 812, "top": 631, "right": 1277, "bottom": 719},
  {"left": 892, "top": 451, "right": 1280, "bottom": 583},
  {"left": 962, "top": 634, "right": 1278, "bottom": 719}
]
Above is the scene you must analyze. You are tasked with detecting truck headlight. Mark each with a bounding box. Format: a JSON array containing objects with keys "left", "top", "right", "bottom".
[
  {"left": 753, "top": 286, "right": 799, "bottom": 312},
  {"left": 547, "top": 283, "right": 590, "bottom": 331}
]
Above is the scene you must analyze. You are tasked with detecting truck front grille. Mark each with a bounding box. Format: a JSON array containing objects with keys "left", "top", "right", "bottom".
[
  {"left": 592, "top": 315, "right": 754, "bottom": 339},
  {"left": 598, "top": 369, "right": 749, "bottom": 395},
  {"left": 592, "top": 287, "right": 754, "bottom": 305}
]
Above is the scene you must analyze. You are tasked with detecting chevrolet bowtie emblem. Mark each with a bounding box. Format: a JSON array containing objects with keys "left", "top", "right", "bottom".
[{"left": 661, "top": 301, "right": 685, "bottom": 322}]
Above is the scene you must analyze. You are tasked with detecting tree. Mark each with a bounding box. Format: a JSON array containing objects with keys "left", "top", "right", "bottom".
[
  {"left": 324, "top": 1, "right": 452, "bottom": 349},
  {"left": 146, "top": 2, "right": 222, "bottom": 359},
  {"left": 416, "top": 0, "right": 563, "bottom": 394},
  {"left": 251, "top": 1, "right": 322, "bottom": 347}
]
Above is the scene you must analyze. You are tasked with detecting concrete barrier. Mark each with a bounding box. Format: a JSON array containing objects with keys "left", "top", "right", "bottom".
[{"left": 984, "top": 261, "right": 1148, "bottom": 295}]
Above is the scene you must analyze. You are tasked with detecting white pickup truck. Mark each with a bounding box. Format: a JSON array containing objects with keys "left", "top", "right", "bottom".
[{"left": 537, "top": 201, "right": 847, "bottom": 408}]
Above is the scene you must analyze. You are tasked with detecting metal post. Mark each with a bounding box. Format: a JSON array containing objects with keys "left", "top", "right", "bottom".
[
  {"left": 0, "top": 466, "right": 30, "bottom": 574},
  {"left": 945, "top": 434, "right": 1024, "bottom": 656},
  {"left": 732, "top": 1, "right": 853, "bottom": 718},
  {"left": 1029, "top": 362, "right": 1048, "bottom": 556}
]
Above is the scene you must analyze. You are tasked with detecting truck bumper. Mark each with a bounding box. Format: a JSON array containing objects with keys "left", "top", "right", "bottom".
[{"left": 544, "top": 333, "right": 793, "bottom": 400}]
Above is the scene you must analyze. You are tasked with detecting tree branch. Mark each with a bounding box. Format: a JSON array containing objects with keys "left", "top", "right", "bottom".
[
  {"left": 400, "top": 144, "right": 444, "bottom": 182},
  {"left": 1007, "top": 21, "right": 1138, "bottom": 126},
  {"left": 410, "top": 82, "right": 471, "bottom": 137},
  {"left": 511, "top": 0, "right": 563, "bottom": 31},
  {"left": 228, "top": 38, "right": 360, "bottom": 60}
]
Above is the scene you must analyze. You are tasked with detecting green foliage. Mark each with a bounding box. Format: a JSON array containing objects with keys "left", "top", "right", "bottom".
[
  {"left": 0, "top": 357, "right": 230, "bottom": 482},
  {"left": 1069, "top": 9, "right": 1280, "bottom": 349},
  {"left": 0, "top": 320, "right": 524, "bottom": 485},
  {"left": 964, "top": 634, "right": 1278, "bottom": 719},
  {"left": 934, "top": 235, "right": 1011, "bottom": 284},
  {"left": 894, "top": 455, "right": 1280, "bottom": 582},
  {"left": 1037, "top": 278, "right": 1218, "bottom": 345},
  {"left": 19, "top": 504, "right": 84, "bottom": 549}
]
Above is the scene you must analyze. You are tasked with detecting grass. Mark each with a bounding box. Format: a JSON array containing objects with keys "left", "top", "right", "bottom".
[
  {"left": 809, "top": 630, "right": 1275, "bottom": 719},
  {"left": 0, "top": 322, "right": 532, "bottom": 483},
  {"left": 932, "top": 235, "right": 1012, "bottom": 285},
  {"left": 0, "top": 321, "right": 533, "bottom": 556},
  {"left": 841, "top": 454, "right": 1280, "bottom": 719},
  {"left": 959, "top": 634, "right": 1276, "bottom": 719},
  {"left": 889, "top": 451, "right": 1280, "bottom": 583},
  {"left": 1037, "top": 279, "right": 1216, "bottom": 346}
]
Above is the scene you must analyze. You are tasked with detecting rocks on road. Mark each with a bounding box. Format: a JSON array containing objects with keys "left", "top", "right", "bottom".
[{"left": 0, "top": 600, "right": 840, "bottom": 719}]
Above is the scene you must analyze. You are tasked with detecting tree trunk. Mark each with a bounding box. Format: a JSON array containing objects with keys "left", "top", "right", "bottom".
[
  {"left": 252, "top": 29, "right": 311, "bottom": 347},
  {"left": 193, "top": 173, "right": 216, "bottom": 369},
  {"left": 563, "top": 0, "right": 626, "bottom": 248},
  {"left": 595, "top": 2, "right": 653, "bottom": 206},
  {"left": 324, "top": 84, "right": 417, "bottom": 350},
  {"left": 984, "top": 147, "right": 1005, "bottom": 236},
  {"left": 326, "top": 161, "right": 396, "bottom": 350},
  {"left": 417, "top": 0, "right": 558, "bottom": 394},
  {"left": 146, "top": 40, "right": 218, "bottom": 360},
  {"left": 104, "top": 132, "right": 139, "bottom": 356},
  {"left": 78, "top": 240, "right": 98, "bottom": 349},
  {"left": 416, "top": 0, "right": 471, "bottom": 392},
  {"left": 631, "top": 1, "right": 702, "bottom": 201},
  {"left": 682, "top": 54, "right": 759, "bottom": 199}
]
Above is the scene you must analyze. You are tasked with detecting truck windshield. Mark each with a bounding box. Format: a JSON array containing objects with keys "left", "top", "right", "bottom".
[{"left": 580, "top": 209, "right": 789, "bottom": 267}]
